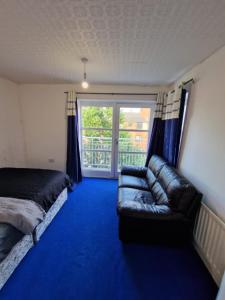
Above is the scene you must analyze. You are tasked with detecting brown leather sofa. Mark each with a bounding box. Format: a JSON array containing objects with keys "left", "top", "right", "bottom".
[{"left": 117, "top": 155, "right": 201, "bottom": 243}]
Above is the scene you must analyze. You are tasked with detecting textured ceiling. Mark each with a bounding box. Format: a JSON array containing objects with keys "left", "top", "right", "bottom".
[{"left": 1, "top": 0, "right": 225, "bottom": 84}]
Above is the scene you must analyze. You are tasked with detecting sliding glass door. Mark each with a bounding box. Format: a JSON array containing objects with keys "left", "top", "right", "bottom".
[{"left": 79, "top": 100, "right": 154, "bottom": 178}]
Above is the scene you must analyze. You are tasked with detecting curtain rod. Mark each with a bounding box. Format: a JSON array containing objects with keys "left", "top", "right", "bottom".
[
  {"left": 179, "top": 78, "right": 194, "bottom": 88},
  {"left": 170, "top": 78, "right": 194, "bottom": 93},
  {"left": 64, "top": 91, "right": 158, "bottom": 96}
]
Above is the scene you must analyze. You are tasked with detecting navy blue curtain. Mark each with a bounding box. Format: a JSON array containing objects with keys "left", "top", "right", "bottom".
[
  {"left": 146, "top": 89, "right": 187, "bottom": 168},
  {"left": 145, "top": 118, "right": 164, "bottom": 165},
  {"left": 145, "top": 92, "right": 165, "bottom": 165},
  {"left": 66, "top": 91, "right": 82, "bottom": 184}
]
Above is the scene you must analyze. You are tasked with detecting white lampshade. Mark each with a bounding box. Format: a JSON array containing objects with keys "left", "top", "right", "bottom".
[{"left": 81, "top": 80, "right": 89, "bottom": 89}]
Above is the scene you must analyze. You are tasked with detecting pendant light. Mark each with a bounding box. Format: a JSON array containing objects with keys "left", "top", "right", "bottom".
[{"left": 81, "top": 57, "right": 89, "bottom": 89}]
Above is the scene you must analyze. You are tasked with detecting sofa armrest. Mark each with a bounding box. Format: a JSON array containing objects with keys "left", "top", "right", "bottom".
[{"left": 120, "top": 166, "right": 147, "bottom": 178}]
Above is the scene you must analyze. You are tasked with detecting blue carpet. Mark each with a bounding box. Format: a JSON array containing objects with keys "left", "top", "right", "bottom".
[{"left": 0, "top": 178, "right": 218, "bottom": 300}]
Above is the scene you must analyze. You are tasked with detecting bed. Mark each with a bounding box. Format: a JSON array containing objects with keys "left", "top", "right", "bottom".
[{"left": 0, "top": 168, "right": 72, "bottom": 290}]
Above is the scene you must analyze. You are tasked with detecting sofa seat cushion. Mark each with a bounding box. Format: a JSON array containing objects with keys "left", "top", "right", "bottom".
[
  {"left": 118, "top": 187, "right": 175, "bottom": 219},
  {"left": 119, "top": 175, "right": 149, "bottom": 191}
]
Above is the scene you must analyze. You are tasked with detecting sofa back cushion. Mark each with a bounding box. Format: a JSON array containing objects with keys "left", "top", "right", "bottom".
[
  {"left": 151, "top": 180, "right": 169, "bottom": 205},
  {"left": 148, "top": 155, "right": 167, "bottom": 177},
  {"left": 146, "top": 169, "right": 157, "bottom": 189},
  {"left": 158, "top": 165, "right": 196, "bottom": 213}
]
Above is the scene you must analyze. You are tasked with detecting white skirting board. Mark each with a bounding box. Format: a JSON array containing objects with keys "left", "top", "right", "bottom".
[{"left": 194, "top": 202, "right": 225, "bottom": 286}]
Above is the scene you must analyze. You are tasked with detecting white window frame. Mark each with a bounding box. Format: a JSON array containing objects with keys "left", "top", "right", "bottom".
[{"left": 78, "top": 98, "right": 156, "bottom": 178}]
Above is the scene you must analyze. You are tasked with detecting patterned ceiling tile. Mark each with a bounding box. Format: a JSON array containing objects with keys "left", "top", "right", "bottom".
[
  {"left": 77, "top": 20, "right": 92, "bottom": 30},
  {"left": 93, "top": 19, "right": 106, "bottom": 30},
  {"left": 72, "top": 6, "right": 88, "bottom": 17},
  {"left": 105, "top": 5, "right": 122, "bottom": 17},
  {"left": 1, "top": 0, "right": 225, "bottom": 84},
  {"left": 89, "top": 5, "right": 104, "bottom": 17}
]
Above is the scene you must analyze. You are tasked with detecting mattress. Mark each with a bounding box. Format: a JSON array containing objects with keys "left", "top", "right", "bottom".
[{"left": 0, "top": 168, "right": 72, "bottom": 211}]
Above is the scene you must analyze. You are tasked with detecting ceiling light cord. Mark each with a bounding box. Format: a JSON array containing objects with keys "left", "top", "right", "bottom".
[
  {"left": 81, "top": 57, "right": 89, "bottom": 89},
  {"left": 83, "top": 61, "right": 87, "bottom": 80}
]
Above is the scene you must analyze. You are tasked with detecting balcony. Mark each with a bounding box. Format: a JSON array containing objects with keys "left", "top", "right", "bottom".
[{"left": 82, "top": 136, "right": 146, "bottom": 170}]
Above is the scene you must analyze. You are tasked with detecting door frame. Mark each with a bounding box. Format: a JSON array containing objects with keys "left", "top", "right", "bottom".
[
  {"left": 77, "top": 98, "right": 155, "bottom": 178},
  {"left": 113, "top": 102, "right": 155, "bottom": 177},
  {"left": 77, "top": 100, "right": 114, "bottom": 178}
]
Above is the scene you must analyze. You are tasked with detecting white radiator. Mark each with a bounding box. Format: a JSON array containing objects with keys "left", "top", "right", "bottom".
[{"left": 194, "top": 203, "right": 225, "bottom": 286}]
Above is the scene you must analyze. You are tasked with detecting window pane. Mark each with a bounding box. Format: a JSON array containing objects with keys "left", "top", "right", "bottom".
[
  {"left": 118, "top": 131, "right": 148, "bottom": 152},
  {"left": 81, "top": 106, "right": 113, "bottom": 128},
  {"left": 82, "top": 130, "right": 112, "bottom": 151},
  {"left": 82, "top": 151, "right": 111, "bottom": 170},
  {"left": 119, "top": 107, "right": 151, "bottom": 130}
]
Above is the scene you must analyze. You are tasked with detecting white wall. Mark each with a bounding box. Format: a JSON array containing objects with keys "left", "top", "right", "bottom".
[
  {"left": 0, "top": 78, "right": 26, "bottom": 167},
  {"left": 176, "top": 45, "right": 225, "bottom": 221},
  {"left": 19, "top": 84, "right": 162, "bottom": 171}
]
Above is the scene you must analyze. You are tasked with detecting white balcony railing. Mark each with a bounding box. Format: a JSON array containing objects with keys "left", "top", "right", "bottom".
[{"left": 82, "top": 136, "right": 147, "bottom": 169}]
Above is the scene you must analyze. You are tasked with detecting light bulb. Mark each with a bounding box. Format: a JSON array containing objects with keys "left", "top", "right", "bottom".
[{"left": 81, "top": 80, "right": 89, "bottom": 89}]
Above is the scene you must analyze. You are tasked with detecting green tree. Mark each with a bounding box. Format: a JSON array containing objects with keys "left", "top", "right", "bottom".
[{"left": 82, "top": 107, "right": 130, "bottom": 139}]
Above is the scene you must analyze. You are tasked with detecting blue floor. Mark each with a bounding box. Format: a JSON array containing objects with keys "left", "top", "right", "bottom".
[{"left": 0, "top": 178, "right": 218, "bottom": 300}]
